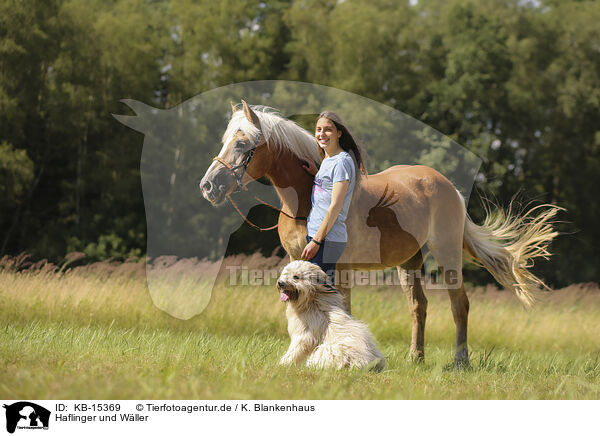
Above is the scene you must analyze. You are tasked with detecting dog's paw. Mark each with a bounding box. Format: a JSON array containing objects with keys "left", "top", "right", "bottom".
[{"left": 279, "top": 355, "right": 294, "bottom": 366}]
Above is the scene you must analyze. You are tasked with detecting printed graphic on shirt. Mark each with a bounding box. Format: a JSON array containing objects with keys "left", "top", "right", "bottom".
[{"left": 313, "top": 176, "right": 324, "bottom": 195}]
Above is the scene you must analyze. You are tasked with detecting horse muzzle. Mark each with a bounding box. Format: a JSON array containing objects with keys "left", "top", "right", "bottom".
[
  {"left": 200, "top": 178, "right": 227, "bottom": 204},
  {"left": 199, "top": 169, "right": 236, "bottom": 205}
]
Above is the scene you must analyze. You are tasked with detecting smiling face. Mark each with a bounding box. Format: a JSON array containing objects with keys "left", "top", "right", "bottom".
[{"left": 315, "top": 117, "right": 342, "bottom": 155}]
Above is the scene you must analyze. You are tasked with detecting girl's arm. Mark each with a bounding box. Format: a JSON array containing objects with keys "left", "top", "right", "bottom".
[{"left": 301, "top": 180, "right": 349, "bottom": 260}]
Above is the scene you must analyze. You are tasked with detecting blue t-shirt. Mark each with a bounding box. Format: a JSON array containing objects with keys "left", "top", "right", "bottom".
[{"left": 307, "top": 151, "right": 356, "bottom": 242}]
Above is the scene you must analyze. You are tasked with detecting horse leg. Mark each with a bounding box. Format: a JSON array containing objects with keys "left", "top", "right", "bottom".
[
  {"left": 338, "top": 285, "right": 352, "bottom": 314},
  {"left": 397, "top": 251, "right": 426, "bottom": 361},
  {"left": 448, "top": 284, "right": 470, "bottom": 366},
  {"left": 428, "top": 250, "right": 470, "bottom": 366},
  {"left": 335, "top": 263, "right": 352, "bottom": 314},
  {"left": 427, "top": 197, "right": 470, "bottom": 367}
]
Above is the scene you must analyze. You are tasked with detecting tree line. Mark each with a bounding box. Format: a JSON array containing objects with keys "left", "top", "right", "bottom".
[{"left": 1, "top": 0, "right": 598, "bottom": 286}]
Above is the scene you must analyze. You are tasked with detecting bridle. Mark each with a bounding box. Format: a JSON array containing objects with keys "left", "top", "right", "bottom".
[
  {"left": 212, "top": 131, "right": 262, "bottom": 194},
  {"left": 210, "top": 131, "right": 307, "bottom": 232}
]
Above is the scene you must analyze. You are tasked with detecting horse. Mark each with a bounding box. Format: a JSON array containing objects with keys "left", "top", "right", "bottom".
[{"left": 200, "top": 100, "right": 561, "bottom": 366}]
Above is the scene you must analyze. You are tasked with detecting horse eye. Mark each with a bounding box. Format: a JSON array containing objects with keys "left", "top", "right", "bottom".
[
  {"left": 234, "top": 138, "right": 249, "bottom": 149},
  {"left": 293, "top": 275, "right": 299, "bottom": 280}
]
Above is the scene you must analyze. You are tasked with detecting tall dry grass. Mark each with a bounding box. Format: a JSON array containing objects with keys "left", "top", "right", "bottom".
[{"left": 1, "top": 253, "right": 599, "bottom": 399}]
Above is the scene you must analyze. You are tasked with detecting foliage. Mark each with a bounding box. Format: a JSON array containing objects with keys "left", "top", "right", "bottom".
[
  {"left": 0, "top": 0, "right": 598, "bottom": 285},
  {"left": 0, "top": 141, "right": 34, "bottom": 203}
]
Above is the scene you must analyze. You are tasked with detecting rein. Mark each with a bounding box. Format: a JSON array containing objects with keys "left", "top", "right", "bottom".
[
  {"left": 211, "top": 133, "right": 307, "bottom": 232},
  {"left": 225, "top": 192, "right": 306, "bottom": 232}
]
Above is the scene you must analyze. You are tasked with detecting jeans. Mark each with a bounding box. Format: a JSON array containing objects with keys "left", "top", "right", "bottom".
[{"left": 305, "top": 236, "right": 347, "bottom": 286}]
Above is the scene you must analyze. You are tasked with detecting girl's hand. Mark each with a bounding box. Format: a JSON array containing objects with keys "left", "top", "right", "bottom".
[
  {"left": 301, "top": 240, "right": 320, "bottom": 260},
  {"left": 301, "top": 159, "right": 319, "bottom": 176}
]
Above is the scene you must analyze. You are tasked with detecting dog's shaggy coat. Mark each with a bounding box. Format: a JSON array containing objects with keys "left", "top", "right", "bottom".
[{"left": 277, "top": 261, "right": 385, "bottom": 371}]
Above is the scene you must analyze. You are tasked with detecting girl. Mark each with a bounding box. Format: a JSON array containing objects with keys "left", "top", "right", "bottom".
[{"left": 301, "top": 111, "right": 366, "bottom": 285}]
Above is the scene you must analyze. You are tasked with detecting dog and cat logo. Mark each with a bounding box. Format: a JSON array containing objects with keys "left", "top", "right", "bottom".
[{"left": 3, "top": 402, "right": 50, "bottom": 433}]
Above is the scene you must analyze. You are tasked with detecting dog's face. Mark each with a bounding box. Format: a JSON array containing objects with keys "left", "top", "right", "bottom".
[{"left": 277, "top": 261, "right": 331, "bottom": 305}]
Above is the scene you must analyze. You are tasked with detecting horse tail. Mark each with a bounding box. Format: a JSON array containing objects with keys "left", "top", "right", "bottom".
[{"left": 461, "top": 197, "right": 563, "bottom": 307}]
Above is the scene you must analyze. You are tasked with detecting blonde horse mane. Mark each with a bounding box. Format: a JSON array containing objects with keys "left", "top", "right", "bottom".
[{"left": 222, "top": 105, "right": 322, "bottom": 165}]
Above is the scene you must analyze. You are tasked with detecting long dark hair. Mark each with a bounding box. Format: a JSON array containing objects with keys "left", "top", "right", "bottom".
[{"left": 316, "top": 111, "right": 367, "bottom": 176}]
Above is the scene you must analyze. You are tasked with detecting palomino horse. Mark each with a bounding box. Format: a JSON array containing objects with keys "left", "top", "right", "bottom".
[{"left": 200, "top": 101, "right": 560, "bottom": 365}]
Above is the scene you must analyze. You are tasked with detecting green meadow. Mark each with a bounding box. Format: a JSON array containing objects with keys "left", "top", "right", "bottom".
[{"left": 1, "top": 254, "right": 599, "bottom": 400}]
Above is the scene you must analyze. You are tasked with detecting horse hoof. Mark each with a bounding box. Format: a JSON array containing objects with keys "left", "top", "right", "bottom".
[
  {"left": 408, "top": 351, "right": 425, "bottom": 363},
  {"left": 453, "top": 357, "right": 470, "bottom": 369}
]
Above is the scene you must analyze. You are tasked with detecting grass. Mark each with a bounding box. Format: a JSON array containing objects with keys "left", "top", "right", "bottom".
[{"left": 1, "top": 254, "right": 599, "bottom": 399}]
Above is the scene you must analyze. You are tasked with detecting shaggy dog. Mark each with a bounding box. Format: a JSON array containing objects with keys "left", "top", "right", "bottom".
[{"left": 277, "top": 260, "right": 385, "bottom": 371}]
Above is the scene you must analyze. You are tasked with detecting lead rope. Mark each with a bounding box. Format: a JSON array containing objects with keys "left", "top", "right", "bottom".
[
  {"left": 225, "top": 193, "right": 307, "bottom": 232},
  {"left": 212, "top": 142, "right": 307, "bottom": 231}
]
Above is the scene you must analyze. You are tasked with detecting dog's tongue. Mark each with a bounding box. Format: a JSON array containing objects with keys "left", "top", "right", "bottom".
[{"left": 280, "top": 292, "right": 289, "bottom": 302}]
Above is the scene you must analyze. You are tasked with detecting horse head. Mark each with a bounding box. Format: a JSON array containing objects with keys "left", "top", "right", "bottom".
[{"left": 199, "top": 100, "right": 272, "bottom": 205}]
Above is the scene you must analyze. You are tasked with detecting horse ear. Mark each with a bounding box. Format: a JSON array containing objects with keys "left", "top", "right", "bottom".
[
  {"left": 241, "top": 100, "right": 260, "bottom": 128},
  {"left": 230, "top": 101, "right": 240, "bottom": 113}
]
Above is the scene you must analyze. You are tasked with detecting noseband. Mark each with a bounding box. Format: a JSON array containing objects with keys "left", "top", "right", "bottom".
[{"left": 210, "top": 131, "right": 307, "bottom": 232}]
